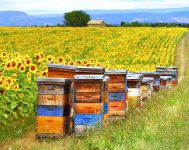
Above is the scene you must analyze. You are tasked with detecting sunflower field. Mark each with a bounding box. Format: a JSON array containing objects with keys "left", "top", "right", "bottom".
[{"left": 0, "top": 27, "right": 187, "bottom": 126}]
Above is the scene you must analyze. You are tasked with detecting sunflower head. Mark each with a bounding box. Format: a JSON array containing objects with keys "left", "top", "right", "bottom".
[
  {"left": 29, "top": 64, "right": 37, "bottom": 74},
  {"left": 19, "top": 64, "right": 26, "bottom": 73}
]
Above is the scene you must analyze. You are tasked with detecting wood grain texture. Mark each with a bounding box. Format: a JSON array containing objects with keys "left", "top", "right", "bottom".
[
  {"left": 75, "top": 103, "right": 103, "bottom": 114},
  {"left": 75, "top": 82, "right": 102, "bottom": 92},
  {"left": 108, "top": 74, "right": 126, "bottom": 83},
  {"left": 38, "top": 94, "right": 71, "bottom": 106},
  {"left": 36, "top": 116, "right": 69, "bottom": 134},
  {"left": 108, "top": 83, "right": 126, "bottom": 92},
  {"left": 48, "top": 70, "right": 75, "bottom": 78},
  {"left": 108, "top": 101, "right": 126, "bottom": 111},
  {"left": 75, "top": 92, "right": 102, "bottom": 103}
]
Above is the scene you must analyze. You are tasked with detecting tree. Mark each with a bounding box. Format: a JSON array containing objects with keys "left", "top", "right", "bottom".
[{"left": 64, "top": 10, "right": 91, "bottom": 27}]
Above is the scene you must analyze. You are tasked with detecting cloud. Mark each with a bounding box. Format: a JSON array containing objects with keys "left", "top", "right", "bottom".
[{"left": 0, "top": 0, "right": 189, "bottom": 14}]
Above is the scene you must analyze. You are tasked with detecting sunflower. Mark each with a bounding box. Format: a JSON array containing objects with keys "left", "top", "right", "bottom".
[
  {"left": 11, "top": 60, "right": 17, "bottom": 69},
  {"left": 6, "top": 62, "right": 11, "bottom": 70},
  {"left": 76, "top": 60, "right": 82, "bottom": 66},
  {"left": 41, "top": 71, "right": 48, "bottom": 77},
  {"left": 0, "top": 79, "right": 4, "bottom": 87},
  {"left": 57, "top": 57, "right": 64, "bottom": 63},
  {"left": 14, "top": 85, "right": 19, "bottom": 91},
  {"left": 5, "top": 77, "right": 14, "bottom": 87},
  {"left": 27, "top": 72, "right": 31, "bottom": 82},
  {"left": 29, "top": 64, "right": 37, "bottom": 73},
  {"left": 18, "top": 93, "right": 24, "bottom": 98},
  {"left": 35, "top": 53, "right": 41, "bottom": 61},
  {"left": 24, "top": 58, "right": 32, "bottom": 67},
  {"left": 46, "top": 55, "right": 54, "bottom": 63},
  {"left": 19, "top": 64, "right": 26, "bottom": 73},
  {"left": 39, "top": 52, "right": 44, "bottom": 58}
]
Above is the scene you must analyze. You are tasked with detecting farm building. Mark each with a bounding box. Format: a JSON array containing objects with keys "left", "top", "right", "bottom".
[{"left": 87, "top": 20, "right": 106, "bottom": 27}]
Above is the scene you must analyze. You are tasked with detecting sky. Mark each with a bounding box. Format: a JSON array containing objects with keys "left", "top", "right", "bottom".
[{"left": 0, "top": 0, "right": 189, "bottom": 15}]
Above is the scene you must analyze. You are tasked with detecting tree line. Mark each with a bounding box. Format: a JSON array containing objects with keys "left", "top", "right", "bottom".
[{"left": 43, "top": 10, "right": 189, "bottom": 28}]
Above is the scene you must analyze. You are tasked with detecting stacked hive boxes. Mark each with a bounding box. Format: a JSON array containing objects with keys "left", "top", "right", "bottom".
[
  {"left": 166, "top": 67, "right": 178, "bottom": 86},
  {"left": 36, "top": 78, "right": 72, "bottom": 138},
  {"left": 48, "top": 64, "right": 77, "bottom": 133},
  {"left": 105, "top": 70, "right": 128, "bottom": 118},
  {"left": 127, "top": 74, "right": 143, "bottom": 111},
  {"left": 140, "top": 72, "right": 160, "bottom": 92},
  {"left": 74, "top": 75, "right": 105, "bottom": 133},
  {"left": 141, "top": 79, "right": 151, "bottom": 101}
]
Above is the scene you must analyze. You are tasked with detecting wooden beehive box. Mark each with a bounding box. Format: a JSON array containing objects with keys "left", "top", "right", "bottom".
[
  {"left": 140, "top": 72, "right": 161, "bottom": 92},
  {"left": 105, "top": 70, "right": 128, "bottom": 118},
  {"left": 36, "top": 78, "right": 72, "bottom": 137},
  {"left": 127, "top": 73, "right": 143, "bottom": 110},
  {"left": 74, "top": 75, "right": 105, "bottom": 103},
  {"left": 166, "top": 68, "right": 178, "bottom": 86},
  {"left": 48, "top": 64, "right": 77, "bottom": 78},
  {"left": 141, "top": 78, "right": 152, "bottom": 101},
  {"left": 74, "top": 75, "right": 105, "bottom": 130},
  {"left": 160, "top": 76, "right": 172, "bottom": 89}
]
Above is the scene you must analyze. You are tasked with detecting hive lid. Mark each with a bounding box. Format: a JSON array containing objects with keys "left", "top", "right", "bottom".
[
  {"left": 160, "top": 76, "right": 172, "bottom": 80},
  {"left": 74, "top": 75, "right": 105, "bottom": 80},
  {"left": 143, "top": 77, "right": 154, "bottom": 82},
  {"left": 105, "top": 69, "right": 128, "bottom": 74},
  {"left": 75, "top": 66, "right": 104, "bottom": 73},
  {"left": 37, "top": 78, "right": 72, "bottom": 83},
  {"left": 127, "top": 73, "right": 143, "bottom": 80},
  {"left": 48, "top": 64, "right": 77, "bottom": 70}
]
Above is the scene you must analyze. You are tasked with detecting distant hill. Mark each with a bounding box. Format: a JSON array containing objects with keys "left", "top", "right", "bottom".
[
  {"left": 1, "top": 8, "right": 189, "bottom": 26},
  {"left": 0, "top": 11, "right": 63, "bottom": 26}
]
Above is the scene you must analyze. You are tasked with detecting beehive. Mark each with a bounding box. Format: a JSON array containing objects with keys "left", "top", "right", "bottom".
[
  {"left": 141, "top": 78, "right": 152, "bottom": 101},
  {"left": 140, "top": 72, "right": 161, "bottom": 92},
  {"left": 160, "top": 75, "right": 172, "bottom": 89},
  {"left": 36, "top": 78, "right": 72, "bottom": 138},
  {"left": 74, "top": 75, "right": 105, "bottom": 134},
  {"left": 166, "top": 67, "right": 178, "bottom": 86},
  {"left": 105, "top": 70, "right": 128, "bottom": 118},
  {"left": 127, "top": 73, "right": 143, "bottom": 111}
]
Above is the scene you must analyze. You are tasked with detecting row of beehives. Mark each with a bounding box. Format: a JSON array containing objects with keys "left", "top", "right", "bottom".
[{"left": 36, "top": 64, "right": 178, "bottom": 138}]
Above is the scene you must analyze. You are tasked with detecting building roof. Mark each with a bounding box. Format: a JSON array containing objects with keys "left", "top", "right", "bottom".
[{"left": 87, "top": 20, "right": 105, "bottom": 25}]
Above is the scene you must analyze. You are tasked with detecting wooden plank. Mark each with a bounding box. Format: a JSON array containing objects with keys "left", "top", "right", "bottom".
[
  {"left": 108, "top": 83, "right": 126, "bottom": 92},
  {"left": 48, "top": 70, "right": 75, "bottom": 78},
  {"left": 74, "top": 114, "right": 103, "bottom": 126},
  {"left": 75, "top": 82, "right": 102, "bottom": 92},
  {"left": 108, "top": 101, "right": 126, "bottom": 111},
  {"left": 36, "top": 116, "right": 69, "bottom": 134},
  {"left": 108, "top": 75, "right": 126, "bottom": 83},
  {"left": 75, "top": 103, "right": 103, "bottom": 114},
  {"left": 75, "top": 92, "right": 102, "bottom": 103},
  {"left": 108, "top": 92, "right": 125, "bottom": 101},
  {"left": 37, "top": 105, "right": 70, "bottom": 117},
  {"left": 38, "top": 94, "right": 71, "bottom": 106}
]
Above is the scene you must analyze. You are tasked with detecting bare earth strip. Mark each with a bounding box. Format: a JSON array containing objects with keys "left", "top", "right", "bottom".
[{"left": 176, "top": 32, "right": 189, "bottom": 81}]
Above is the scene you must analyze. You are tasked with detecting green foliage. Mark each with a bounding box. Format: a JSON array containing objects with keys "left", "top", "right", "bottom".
[{"left": 64, "top": 10, "right": 91, "bottom": 27}]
